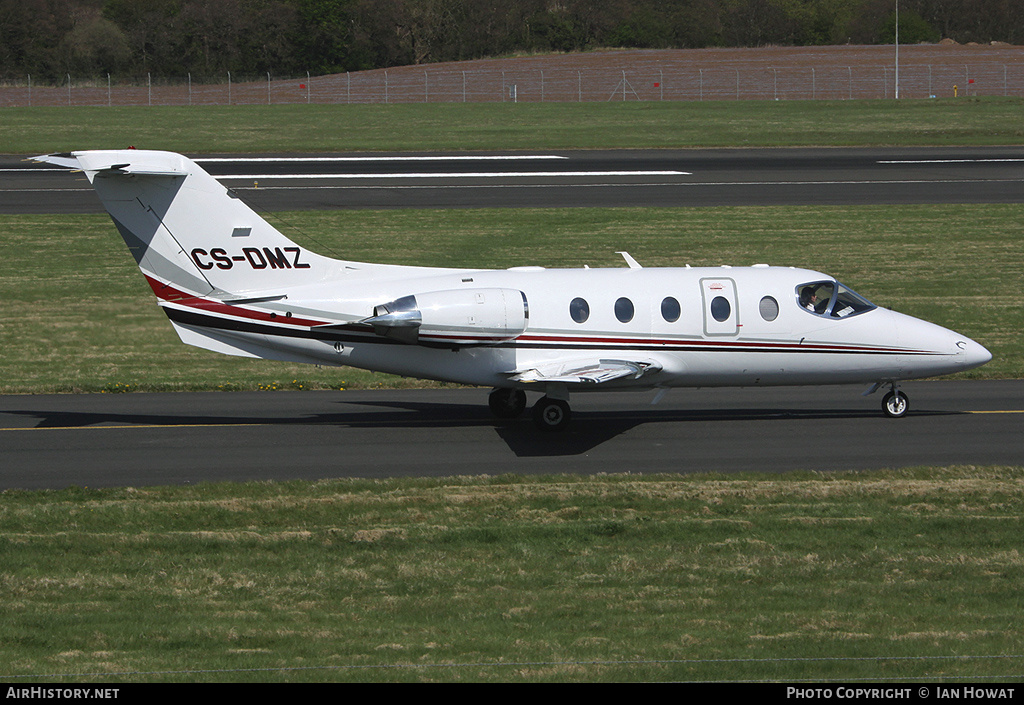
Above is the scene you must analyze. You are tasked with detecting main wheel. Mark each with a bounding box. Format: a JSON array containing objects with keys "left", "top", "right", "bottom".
[
  {"left": 532, "top": 396, "right": 571, "bottom": 431},
  {"left": 882, "top": 390, "right": 909, "bottom": 418},
  {"left": 488, "top": 388, "right": 527, "bottom": 419}
]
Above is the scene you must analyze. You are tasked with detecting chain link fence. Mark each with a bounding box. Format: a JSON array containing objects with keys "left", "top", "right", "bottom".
[{"left": 3, "top": 57, "right": 1021, "bottom": 106}]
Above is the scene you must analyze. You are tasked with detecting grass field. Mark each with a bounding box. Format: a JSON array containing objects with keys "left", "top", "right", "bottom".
[
  {"left": 2, "top": 468, "right": 1022, "bottom": 682},
  {"left": 2, "top": 98, "right": 1024, "bottom": 154},
  {"left": 0, "top": 203, "right": 1019, "bottom": 394}
]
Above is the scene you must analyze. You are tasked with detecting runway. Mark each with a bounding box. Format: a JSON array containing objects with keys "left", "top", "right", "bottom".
[
  {"left": 1, "top": 381, "right": 1021, "bottom": 490},
  {"left": 1, "top": 146, "right": 1019, "bottom": 489},
  {"left": 3, "top": 146, "right": 1024, "bottom": 213}
]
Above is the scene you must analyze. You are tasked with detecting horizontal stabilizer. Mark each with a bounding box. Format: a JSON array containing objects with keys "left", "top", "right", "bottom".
[
  {"left": 32, "top": 152, "right": 186, "bottom": 177},
  {"left": 508, "top": 358, "right": 661, "bottom": 385},
  {"left": 30, "top": 153, "right": 80, "bottom": 169}
]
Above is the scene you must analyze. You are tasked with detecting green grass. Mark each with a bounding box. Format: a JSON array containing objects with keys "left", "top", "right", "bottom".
[
  {"left": 0, "top": 203, "right": 1019, "bottom": 394},
  {"left": 1, "top": 468, "right": 1022, "bottom": 682},
  {"left": 2, "top": 98, "right": 1024, "bottom": 154}
]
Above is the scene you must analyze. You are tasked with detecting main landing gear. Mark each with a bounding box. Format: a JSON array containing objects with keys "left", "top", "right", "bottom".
[
  {"left": 531, "top": 396, "right": 571, "bottom": 431},
  {"left": 488, "top": 387, "right": 527, "bottom": 419},
  {"left": 488, "top": 388, "right": 571, "bottom": 431}
]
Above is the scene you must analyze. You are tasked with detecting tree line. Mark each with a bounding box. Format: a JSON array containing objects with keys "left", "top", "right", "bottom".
[{"left": 1, "top": 0, "right": 1020, "bottom": 82}]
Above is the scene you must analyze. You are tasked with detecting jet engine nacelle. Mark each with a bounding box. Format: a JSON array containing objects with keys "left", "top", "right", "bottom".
[{"left": 364, "top": 288, "right": 528, "bottom": 346}]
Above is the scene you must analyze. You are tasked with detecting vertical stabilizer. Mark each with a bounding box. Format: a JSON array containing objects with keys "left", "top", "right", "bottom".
[{"left": 34, "top": 150, "right": 338, "bottom": 299}]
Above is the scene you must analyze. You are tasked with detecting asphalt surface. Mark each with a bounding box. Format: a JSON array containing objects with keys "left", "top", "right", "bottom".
[
  {"left": 1, "top": 146, "right": 1020, "bottom": 488},
  {"left": 1, "top": 381, "right": 1021, "bottom": 490},
  {"left": 3, "top": 146, "right": 1024, "bottom": 213}
]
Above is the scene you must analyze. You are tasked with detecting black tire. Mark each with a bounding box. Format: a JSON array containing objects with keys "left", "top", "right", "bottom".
[
  {"left": 882, "top": 390, "right": 909, "bottom": 418},
  {"left": 532, "top": 397, "right": 571, "bottom": 431},
  {"left": 488, "top": 388, "right": 527, "bottom": 419}
]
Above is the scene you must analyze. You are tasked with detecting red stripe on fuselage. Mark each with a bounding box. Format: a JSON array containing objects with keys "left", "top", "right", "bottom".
[
  {"left": 144, "top": 276, "right": 935, "bottom": 356},
  {"left": 144, "top": 275, "right": 329, "bottom": 328}
]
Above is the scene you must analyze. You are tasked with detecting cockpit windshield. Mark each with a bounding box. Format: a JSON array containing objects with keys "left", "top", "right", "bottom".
[{"left": 797, "top": 281, "right": 876, "bottom": 319}]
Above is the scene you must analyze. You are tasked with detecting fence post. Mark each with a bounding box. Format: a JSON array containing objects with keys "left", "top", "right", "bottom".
[
  {"left": 307, "top": 71, "right": 310, "bottom": 103},
  {"left": 659, "top": 69, "right": 663, "bottom": 100},
  {"left": 148, "top": 72, "right": 152, "bottom": 106},
  {"left": 578, "top": 71, "right": 581, "bottom": 102},
  {"left": 107, "top": 73, "right": 111, "bottom": 106},
  {"left": 462, "top": 71, "right": 466, "bottom": 103},
  {"left": 424, "top": 70, "right": 428, "bottom": 103},
  {"left": 848, "top": 66, "right": 852, "bottom": 99},
  {"left": 188, "top": 72, "right": 192, "bottom": 105},
  {"left": 385, "top": 70, "right": 389, "bottom": 104},
  {"left": 267, "top": 72, "right": 271, "bottom": 104},
  {"left": 28, "top": 74, "right": 31, "bottom": 106},
  {"left": 227, "top": 72, "right": 231, "bottom": 105},
  {"left": 812, "top": 67, "right": 815, "bottom": 100},
  {"left": 699, "top": 68, "right": 703, "bottom": 100},
  {"left": 541, "top": 70, "right": 544, "bottom": 102},
  {"left": 67, "top": 74, "right": 71, "bottom": 106}
]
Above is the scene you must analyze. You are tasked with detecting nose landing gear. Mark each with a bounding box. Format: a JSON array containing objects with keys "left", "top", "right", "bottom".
[{"left": 881, "top": 386, "right": 909, "bottom": 418}]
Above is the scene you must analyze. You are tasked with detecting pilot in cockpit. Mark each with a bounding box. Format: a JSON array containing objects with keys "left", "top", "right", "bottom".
[{"left": 799, "top": 286, "right": 820, "bottom": 313}]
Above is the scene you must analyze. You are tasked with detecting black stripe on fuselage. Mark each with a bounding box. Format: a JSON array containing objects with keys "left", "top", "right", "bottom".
[{"left": 164, "top": 306, "right": 936, "bottom": 356}]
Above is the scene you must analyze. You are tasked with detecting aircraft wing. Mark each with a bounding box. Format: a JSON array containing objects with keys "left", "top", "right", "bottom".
[{"left": 506, "top": 358, "right": 661, "bottom": 385}]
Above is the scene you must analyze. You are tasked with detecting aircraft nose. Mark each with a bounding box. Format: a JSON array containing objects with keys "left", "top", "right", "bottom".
[
  {"left": 954, "top": 336, "right": 993, "bottom": 371},
  {"left": 891, "top": 310, "right": 992, "bottom": 378}
]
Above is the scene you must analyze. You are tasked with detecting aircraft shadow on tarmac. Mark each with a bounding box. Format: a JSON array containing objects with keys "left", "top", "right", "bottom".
[
  {"left": 1, "top": 401, "right": 957, "bottom": 459},
  {"left": 337, "top": 399, "right": 958, "bottom": 457}
]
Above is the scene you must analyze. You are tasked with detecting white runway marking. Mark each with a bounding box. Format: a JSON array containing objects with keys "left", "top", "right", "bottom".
[
  {"left": 215, "top": 171, "right": 691, "bottom": 180},
  {"left": 196, "top": 155, "right": 569, "bottom": 162},
  {"left": 878, "top": 159, "right": 1024, "bottom": 164}
]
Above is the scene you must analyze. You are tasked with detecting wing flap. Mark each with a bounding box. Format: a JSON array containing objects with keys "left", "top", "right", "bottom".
[{"left": 508, "top": 358, "right": 661, "bottom": 385}]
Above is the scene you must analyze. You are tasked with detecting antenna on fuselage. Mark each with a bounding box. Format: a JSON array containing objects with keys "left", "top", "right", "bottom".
[{"left": 617, "top": 251, "right": 642, "bottom": 269}]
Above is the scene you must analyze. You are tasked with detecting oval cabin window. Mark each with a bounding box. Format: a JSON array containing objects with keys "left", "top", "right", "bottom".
[
  {"left": 615, "top": 297, "right": 634, "bottom": 323},
  {"left": 569, "top": 297, "right": 590, "bottom": 324},
  {"left": 759, "top": 296, "right": 779, "bottom": 321},
  {"left": 661, "top": 297, "right": 680, "bottom": 323},
  {"left": 710, "top": 296, "right": 731, "bottom": 322}
]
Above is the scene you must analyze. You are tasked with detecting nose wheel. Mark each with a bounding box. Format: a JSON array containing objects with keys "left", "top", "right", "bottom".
[{"left": 881, "top": 389, "right": 909, "bottom": 418}]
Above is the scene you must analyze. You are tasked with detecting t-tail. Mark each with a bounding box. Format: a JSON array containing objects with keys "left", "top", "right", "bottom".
[{"left": 33, "top": 150, "right": 341, "bottom": 301}]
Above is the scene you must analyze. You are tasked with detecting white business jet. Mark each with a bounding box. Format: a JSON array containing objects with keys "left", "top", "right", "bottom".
[{"left": 34, "top": 150, "right": 991, "bottom": 430}]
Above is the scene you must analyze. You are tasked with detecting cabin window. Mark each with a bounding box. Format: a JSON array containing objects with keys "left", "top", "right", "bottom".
[
  {"left": 615, "top": 297, "right": 634, "bottom": 323},
  {"left": 569, "top": 297, "right": 590, "bottom": 323},
  {"left": 797, "top": 281, "right": 875, "bottom": 318},
  {"left": 661, "top": 297, "right": 680, "bottom": 323},
  {"left": 710, "top": 296, "right": 731, "bottom": 322},
  {"left": 759, "top": 296, "right": 779, "bottom": 321}
]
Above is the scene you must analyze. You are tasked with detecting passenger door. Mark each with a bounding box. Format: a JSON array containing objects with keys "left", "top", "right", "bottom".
[{"left": 700, "top": 277, "right": 739, "bottom": 336}]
